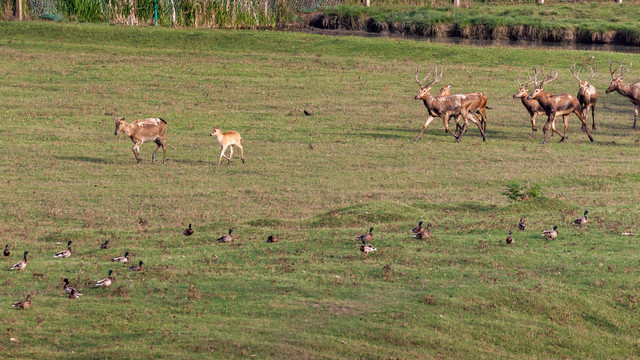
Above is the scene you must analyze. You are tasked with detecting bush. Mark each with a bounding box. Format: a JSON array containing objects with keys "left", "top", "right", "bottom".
[{"left": 504, "top": 181, "right": 541, "bottom": 201}]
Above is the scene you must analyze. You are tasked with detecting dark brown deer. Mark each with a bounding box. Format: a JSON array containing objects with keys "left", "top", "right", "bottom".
[
  {"left": 114, "top": 117, "right": 167, "bottom": 164},
  {"left": 414, "top": 66, "right": 486, "bottom": 142},
  {"left": 526, "top": 68, "right": 594, "bottom": 145},
  {"left": 569, "top": 63, "right": 598, "bottom": 130},
  {"left": 606, "top": 60, "right": 640, "bottom": 128},
  {"left": 513, "top": 72, "right": 549, "bottom": 138}
]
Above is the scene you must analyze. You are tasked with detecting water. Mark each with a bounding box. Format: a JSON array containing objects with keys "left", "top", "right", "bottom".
[{"left": 291, "top": 27, "right": 640, "bottom": 54}]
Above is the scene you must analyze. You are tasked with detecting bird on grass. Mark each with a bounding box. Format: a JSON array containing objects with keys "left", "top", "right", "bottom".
[
  {"left": 99, "top": 240, "right": 110, "bottom": 249},
  {"left": 3, "top": 245, "right": 10, "bottom": 257},
  {"left": 360, "top": 240, "right": 377, "bottom": 257},
  {"left": 10, "top": 251, "right": 28, "bottom": 271},
  {"left": 183, "top": 224, "right": 194, "bottom": 236},
  {"left": 411, "top": 221, "right": 424, "bottom": 234},
  {"left": 54, "top": 241, "right": 72, "bottom": 258},
  {"left": 129, "top": 261, "right": 143, "bottom": 271},
  {"left": 518, "top": 217, "right": 527, "bottom": 231},
  {"left": 217, "top": 229, "right": 234, "bottom": 243},
  {"left": 414, "top": 223, "right": 432, "bottom": 240},
  {"left": 542, "top": 226, "right": 558, "bottom": 240},
  {"left": 303, "top": 110, "right": 311, "bottom": 116},
  {"left": 63, "top": 278, "right": 82, "bottom": 297},
  {"left": 506, "top": 230, "right": 514, "bottom": 245},
  {"left": 356, "top": 227, "right": 374, "bottom": 242},
  {"left": 266, "top": 235, "right": 278, "bottom": 243},
  {"left": 111, "top": 251, "right": 130, "bottom": 263},
  {"left": 12, "top": 294, "right": 31, "bottom": 310},
  {"left": 573, "top": 210, "right": 589, "bottom": 226},
  {"left": 68, "top": 288, "right": 81, "bottom": 299},
  {"left": 95, "top": 270, "right": 113, "bottom": 288}
]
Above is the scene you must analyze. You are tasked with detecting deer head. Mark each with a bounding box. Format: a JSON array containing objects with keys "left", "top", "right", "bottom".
[
  {"left": 526, "top": 67, "right": 557, "bottom": 100},
  {"left": 570, "top": 62, "right": 597, "bottom": 96},
  {"left": 414, "top": 66, "right": 444, "bottom": 101},
  {"left": 607, "top": 59, "right": 632, "bottom": 93},
  {"left": 513, "top": 71, "right": 534, "bottom": 99},
  {"left": 114, "top": 117, "right": 126, "bottom": 136}
]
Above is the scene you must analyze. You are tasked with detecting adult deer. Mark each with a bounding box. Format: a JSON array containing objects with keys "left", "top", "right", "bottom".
[
  {"left": 114, "top": 117, "right": 167, "bottom": 164},
  {"left": 513, "top": 72, "right": 549, "bottom": 138},
  {"left": 526, "top": 68, "right": 594, "bottom": 145},
  {"left": 606, "top": 60, "right": 640, "bottom": 128},
  {"left": 414, "top": 66, "right": 486, "bottom": 142},
  {"left": 569, "top": 63, "right": 598, "bottom": 130},
  {"left": 439, "top": 84, "right": 489, "bottom": 133}
]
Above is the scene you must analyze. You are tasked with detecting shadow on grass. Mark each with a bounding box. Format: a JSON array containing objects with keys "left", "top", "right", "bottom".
[{"left": 55, "top": 156, "right": 109, "bottom": 164}]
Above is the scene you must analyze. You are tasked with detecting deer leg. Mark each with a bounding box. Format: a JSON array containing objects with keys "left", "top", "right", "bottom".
[
  {"left": 152, "top": 139, "right": 161, "bottom": 162},
  {"left": 574, "top": 109, "right": 594, "bottom": 142},
  {"left": 634, "top": 105, "right": 638, "bottom": 129},
  {"left": 414, "top": 116, "right": 435, "bottom": 141},
  {"left": 237, "top": 142, "right": 245, "bottom": 163},
  {"left": 228, "top": 145, "right": 234, "bottom": 164},
  {"left": 541, "top": 116, "right": 554, "bottom": 145},
  {"left": 557, "top": 115, "right": 568, "bottom": 143},
  {"left": 529, "top": 113, "right": 539, "bottom": 138},
  {"left": 591, "top": 105, "right": 596, "bottom": 130},
  {"left": 478, "top": 109, "right": 487, "bottom": 132},
  {"left": 132, "top": 142, "right": 143, "bottom": 164},
  {"left": 467, "top": 112, "right": 487, "bottom": 142},
  {"left": 443, "top": 115, "right": 459, "bottom": 140},
  {"left": 217, "top": 145, "right": 229, "bottom": 166},
  {"left": 161, "top": 137, "right": 166, "bottom": 165}
]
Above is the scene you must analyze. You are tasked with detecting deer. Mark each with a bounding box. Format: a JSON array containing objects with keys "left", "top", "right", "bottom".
[
  {"left": 513, "top": 72, "right": 549, "bottom": 138},
  {"left": 526, "top": 68, "right": 594, "bottom": 145},
  {"left": 414, "top": 66, "right": 487, "bottom": 142},
  {"left": 569, "top": 63, "right": 598, "bottom": 130},
  {"left": 114, "top": 117, "right": 167, "bottom": 164},
  {"left": 606, "top": 60, "right": 640, "bottom": 128},
  {"left": 439, "top": 84, "right": 489, "bottom": 133},
  {"left": 210, "top": 126, "right": 244, "bottom": 166}
]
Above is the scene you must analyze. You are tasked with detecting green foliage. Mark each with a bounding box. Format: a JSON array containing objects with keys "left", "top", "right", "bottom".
[{"left": 504, "top": 181, "right": 542, "bottom": 201}]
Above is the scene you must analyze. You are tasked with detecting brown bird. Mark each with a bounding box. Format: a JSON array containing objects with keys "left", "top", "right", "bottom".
[
  {"left": 62, "top": 278, "right": 82, "bottom": 297},
  {"left": 12, "top": 294, "right": 31, "bottom": 309},
  {"left": 217, "top": 229, "right": 234, "bottom": 243},
  {"left": 506, "top": 230, "right": 514, "bottom": 245},
  {"left": 3, "top": 245, "right": 10, "bottom": 256},
  {"left": 518, "top": 217, "right": 527, "bottom": 231},
  {"left": 68, "top": 288, "right": 81, "bottom": 299},
  {"left": 129, "top": 261, "right": 144, "bottom": 271},
  {"left": 266, "top": 235, "right": 278, "bottom": 243},
  {"left": 414, "top": 223, "right": 432, "bottom": 240},
  {"left": 573, "top": 210, "right": 589, "bottom": 226},
  {"left": 411, "top": 221, "right": 424, "bottom": 234},
  {"left": 360, "top": 240, "right": 377, "bottom": 257},
  {"left": 183, "top": 224, "right": 194, "bottom": 236},
  {"left": 356, "top": 227, "right": 374, "bottom": 242},
  {"left": 99, "top": 240, "right": 110, "bottom": 249}
]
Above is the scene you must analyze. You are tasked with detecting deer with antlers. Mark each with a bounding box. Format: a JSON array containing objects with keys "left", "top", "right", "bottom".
[
  {"left": 606, "top": 60, "right": 640, "bottom": 128},
  {"left": 512, "top": 72, "right": 549, "bottom": 138},
  {"left": 414, "top": 66, "right": 487, "bottom": 142},
  {"left": 526, "top": 68, "right": 594, "bottom": 145},
  {"left": 438, "top": 84, "right": 489, "bottom": 133},
  {"left": 569, "top": 63, "right": 598, "bottom": 130}
]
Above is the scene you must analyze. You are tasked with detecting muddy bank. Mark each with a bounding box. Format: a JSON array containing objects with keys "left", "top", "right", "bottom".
[{"left": 305, "top": 12, "right": 640, "bottom": 46}]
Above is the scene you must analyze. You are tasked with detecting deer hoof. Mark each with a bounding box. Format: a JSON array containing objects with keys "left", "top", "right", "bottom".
[
  {"left": 241, "top": 159, "right": 245, "bottom": 164},
  {"left": 413, "top": 137, "right": 420, "bottom": 141}
]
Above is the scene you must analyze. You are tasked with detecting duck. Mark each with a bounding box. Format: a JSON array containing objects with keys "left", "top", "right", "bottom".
[
  {"left": 541, "top": 226, "right": 558, "bottom": 240},
  {"left": 12, "top": 294, "right": 31, "bottom": 309},
  {"left": 411, "top": 221, "right": 424, "bottom": 234},
  {"left": 217, "top": 229, "right": 233, "bottom": 243},
  {"left": 54, "top": 241, "right": 72, "bottom": 258},
  {"left": 68, "top": 288, "right": 81, "bottom": 299},
  {"left": 356, "top": 227, "right": 374, "bottom": 242},
  {"left": 518, "top": 217, "right": 527, "bottom": 231},
  {"left": 183, "top": 224, "right": 194, "bottom": 236},
  {"left": 99, "top": 240, "right": 110, "bottom": 249},
  {"left": 95, "top": 270, "right": 113, "bottom": 288},
  {"left": 129, "top": 261, "right": 143, "bottom": 271},
  {"left": 10, "top": 251, "right": 28, "bottom": 271},
  {"left": 414, "top": 223, "right": 432, "bottom": 240},
  {"left": 506, "top": 230, "right": 514, "bottom": 245},
  {"left": 360, "top": 240, "right": 377, "bottom": 257},
  {"left": 62, "top": 278, "right": 82, "bottom": 297},
  {"left": 111, "top": 251, "right": 130, "bottom": 263},
  {"left": 573, "top": 210, "right": 589, "bottom": 226},
  {"left": 266, "top": 235, "right": 278, "bottom": 243},
  {"left": 3, "top": 245, "right": 10, "bottom": 256}
]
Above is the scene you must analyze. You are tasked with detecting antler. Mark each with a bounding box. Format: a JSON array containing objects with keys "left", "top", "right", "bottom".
[
  {"left": 415, "top": 67, "right": 431, "bottom": 88},
  {"left": 619, "top": 62, "right": 632, "bottom": 79},
  {"left": 415, "top": 66, "right": 443, "bottom": 88},
  {"left": 569, "top": 63, "right": 582, "bottom": 82},
  {"left": 538, "top": 68, "right": 557, "bottom": 88},
  {"left": 608, "top": 60, "right": 632, "bottom": 80},
  {"left": 516, "top": 71, "right": 534, "bottom": 87}
]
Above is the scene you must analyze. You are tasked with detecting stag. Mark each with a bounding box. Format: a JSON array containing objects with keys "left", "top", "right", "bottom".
[
  {"left": 414, "top": 66, "right": 486, "bottom": 142},
  {"left": 526, "top": 68, "right": 594, "bottom": 145},
  {"left": 513, "top": 72, "right": 548, "bottom": 137},
  {"left": 569, "top": 63, "right": 598, "bottom": 130},
  {"left": 606, "top": 60, "right": 640, "bottom": 128}
]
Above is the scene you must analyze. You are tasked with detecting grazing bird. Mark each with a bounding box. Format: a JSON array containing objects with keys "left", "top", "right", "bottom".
[
  {"left": 10, "top": 251, "right": 28, "bottom": 271},
  {"left": 217, "top": 229, "right": 234, "bottom": 243},
  {"left": 62, "top": 278, "right": 82, "bottom": 297},
  {"left": 183, "top": 224, "right": 194, "bottom": 236},
  {"left": 573, "top": 210, "right": 589, "bottom": 226},
  {"left": 304, "top": 110, "right": 311, "bottom": 116},
  {"left": 356, "top": 227, "right": 374, "bottom": 242},
  {"left": 266, "top": 235, "right": 278, "bottom": 243},
  {"left": 3, "top": 245, "right": 10, "bottom": 256},
  {"left": 506, "top": 230, "right": 514, "bottom": 245},
  {"left": 54, "top": 241, "right": 72, "bottom": 258},
  {"left": 68, "top": 288, "right": 81, "bottom": 299},
  {"left": 95, "top": 270, "right": 113, "bottom": 288},
  {"left": 360, "top": 240, "right": 377, "bottom": 257},
  {"left": 99, "top": 240, "right": 110, "bottom": 249},
  {"left": 411, "top": 221, "right": 424, "bottom": 234},
  {"left": 111, "top": 251, "right": 130, "bottom": 263},
  {"left": 129, "top": 261, "right": 143, "bottom": 271},
  {"left": 414, "top": 223, "right": 432, "bottom": 240},
  {"left": 12, "top": 294, "right": 31, "bottom": 309},
  {"left": 518, "top": 217, "right": 527, "bottom": 231},
  {"left": 542, "top": 226, "right": 559, "bottom": 240}
]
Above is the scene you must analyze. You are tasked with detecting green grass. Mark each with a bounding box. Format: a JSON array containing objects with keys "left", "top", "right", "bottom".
[{"left": 1, "top": 21, "right": 640, "bottom": 358}]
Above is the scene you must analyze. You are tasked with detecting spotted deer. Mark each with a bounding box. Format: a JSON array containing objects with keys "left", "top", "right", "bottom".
[
  {"left": 606, "top": 60, "right": 640, "bottom": 128},
  {"left": 569, "top": 63, "right": 598, "bottom": 130},
  {"left": 512, "top": 72, "right": 549, "bottom": 138},
  {"left": 526, "top": 68, "right": 594, "bottom": 145},
  {"left": 439, "top": 84, "right": 489, "bottom": 133},
  {"left": 114, "top": 117, "right": 167, "bottom": 164}
]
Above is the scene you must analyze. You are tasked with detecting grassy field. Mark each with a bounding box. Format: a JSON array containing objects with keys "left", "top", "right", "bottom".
[{"left": 1, "top": 21, "right": 640, "bottom": 358}]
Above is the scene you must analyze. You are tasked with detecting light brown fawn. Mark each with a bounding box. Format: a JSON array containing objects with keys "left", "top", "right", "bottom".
[{"left": 210, "top": 126, "right": 244, "bottom": 166}]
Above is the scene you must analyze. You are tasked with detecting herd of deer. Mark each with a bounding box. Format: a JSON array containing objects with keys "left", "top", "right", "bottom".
[{"left": 414, "top": 60, "right": 640, "bottom": 145}]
